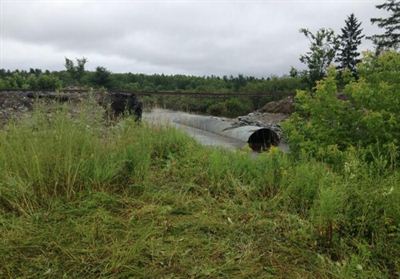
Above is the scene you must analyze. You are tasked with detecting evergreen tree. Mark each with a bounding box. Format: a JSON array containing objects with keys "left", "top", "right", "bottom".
[
  {"left": 336, "top": 14, "right": 364, "bottom": 78},
  {"left": 299, "top": 28, "right": 340, "bottom": 88},
  {"left": 368, "top": 0, "right": 400, "bottom": 52}
]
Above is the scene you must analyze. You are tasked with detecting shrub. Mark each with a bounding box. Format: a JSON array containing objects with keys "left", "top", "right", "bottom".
[
  {"left": 206, "top": 102, "right": 227, "bottom": 116},
  {"left": 224, "top": 98, "right": 253, "bottom": 117},
  {"left": 283, "top": 51, "right": 400, "bottom": 164}
]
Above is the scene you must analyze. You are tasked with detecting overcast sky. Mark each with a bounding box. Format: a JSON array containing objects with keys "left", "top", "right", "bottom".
[{"left": 0, "top": 0, "right": 385, "bottom": 77}]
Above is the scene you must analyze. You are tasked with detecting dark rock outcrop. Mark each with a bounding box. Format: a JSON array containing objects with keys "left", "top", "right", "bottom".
[{"left": 106, "top": 93, "right": 142, "bottom": 121}]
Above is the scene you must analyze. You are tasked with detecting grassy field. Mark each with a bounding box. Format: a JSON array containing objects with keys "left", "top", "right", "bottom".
[{"left": 0, "top": 102, "right": 399, "bottom": 278}]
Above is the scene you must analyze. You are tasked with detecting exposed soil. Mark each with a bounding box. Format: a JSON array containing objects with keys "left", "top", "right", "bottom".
[
  {"left": 0, "top": 92, "right": 35, "bottom": 124},
  {"left": 0, "top": 91, "right": 142, "bottom": 125},
  {"left": 259, "top": 96, "right": 295, "bottom": 114}
]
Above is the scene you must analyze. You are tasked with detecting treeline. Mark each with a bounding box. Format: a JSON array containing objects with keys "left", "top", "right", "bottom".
[
  {"left": 2, "top": 1, "right": 397, "bottom": 94},
  {"left": 1, "top": 0, "right": 398, "bottom": 118},
  {"left": 0, "top": 67, "right": 305, "bottom": 94},
  {"left": 0, "top": 64, "right": 305, "bottom": 117}
]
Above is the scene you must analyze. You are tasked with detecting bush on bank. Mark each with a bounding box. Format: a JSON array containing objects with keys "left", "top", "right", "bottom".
[{"left": 283, "top": 51, "right": 400, "bottom": 167}]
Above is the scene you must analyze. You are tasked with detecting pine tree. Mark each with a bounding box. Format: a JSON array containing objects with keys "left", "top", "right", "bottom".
[
  {"left": 336, "top": 14, "right": 364, "bottom": 78},
  {"left": 368, "top": 0, "right": 400, "bottom": 52}
]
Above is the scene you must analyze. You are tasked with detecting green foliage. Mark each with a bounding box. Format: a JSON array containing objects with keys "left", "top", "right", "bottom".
[
  {"left": 224, "top": 98, "right": 252, "bottom": 117},
  {"left": 201, "top": 98, "right": 253, "bottom": 117},
  {"left": 0, "top": 102, "right": 399, "bottom": 277},
  {"left": 206, "top": 102, "right": 227, "bottom": 116},
  {"left": 0, "top": 62, "right": 305, "bottom": 117},
  {"left": 91, "top": 66, "right": 112, "bottom": 88},
  {"left": 336, "top": 13, "right": 364, "bottom": 78},
  {"left": 64, "top": 57, "right": 88, "bottom": 84},
  {"left": 284, "top": 51, "right": 400, "bottom": 164},
  {"left": 281, "top": 161, "right": 332, "bottom": 216},
  {"left": 0, "top": 72, "right": 62, "bottom": 90},
  {"left": 299, "top": 28, "right": 340, "bottom": 89},
  {"left": 28, "top": 74, "right": 62, "bottom": 90},
  {"left": 289, "top": 66, "right": 299, "bottom": 77},
  {"left": 369, "top": 0, "right": 400, "bottom": 52},
  {"left": 0, "top": 102, "right": 111, "bottom": 210}
]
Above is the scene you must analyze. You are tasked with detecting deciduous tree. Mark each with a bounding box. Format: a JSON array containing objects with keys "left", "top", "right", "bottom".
[
  {"left": 64, "top": 57, "right": 88, "bottom": 84},
  {"left": 92, "top": 66, "right": 112, "bottom": 88},
  {"left": 299, "top": 28, "right": 340, "bottom": 89}
]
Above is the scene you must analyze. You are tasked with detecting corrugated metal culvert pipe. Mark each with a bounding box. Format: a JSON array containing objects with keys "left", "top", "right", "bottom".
[{"left": 173, "top": 113, "right": 281, "bottom": 152}]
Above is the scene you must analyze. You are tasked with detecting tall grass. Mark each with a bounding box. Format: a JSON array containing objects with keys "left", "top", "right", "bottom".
[
  {"left": 0, "top": 102, "right": 399, "bottom": 278},
  {"left": 0, "top": 101, "right": 194, "bottom": 214}
]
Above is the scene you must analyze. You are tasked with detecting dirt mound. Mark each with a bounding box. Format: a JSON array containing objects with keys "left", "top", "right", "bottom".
[
  {"left": 0, "top": 91, "right": 143, "bottom": 124},
  {"left": 259, "top": 96, "right": 294, "bottom": 114},
  {"left": 0, "top": 92, "right": 34, "bottom": 124}
]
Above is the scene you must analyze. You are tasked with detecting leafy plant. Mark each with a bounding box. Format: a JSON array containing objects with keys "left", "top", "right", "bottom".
[
  {"left": 284, "top": 51, "right": 400, "bottom": 164},
  {"left": 299, "top": 28, "right": 340, "bottom": 88}
]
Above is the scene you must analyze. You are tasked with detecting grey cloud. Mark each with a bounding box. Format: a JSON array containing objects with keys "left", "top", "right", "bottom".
[{"left": 1, "top": 0, "right": 384, "bottom": 76}]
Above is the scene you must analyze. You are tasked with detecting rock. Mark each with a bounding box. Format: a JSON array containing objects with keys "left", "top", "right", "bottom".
[
  {"left": 231, "top": 108, "right": 291, "bottom": 144},
  {"left": 100, "top": 92, "right": 142, "bottom": 121}
]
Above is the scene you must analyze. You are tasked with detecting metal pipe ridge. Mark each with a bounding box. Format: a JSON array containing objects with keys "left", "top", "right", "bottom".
[{"left": 172, "top": 113, "right": 281, "bottom": 152}]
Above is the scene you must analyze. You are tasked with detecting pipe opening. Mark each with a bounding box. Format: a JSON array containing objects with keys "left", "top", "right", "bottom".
[{"left": 248, "top": 128, "right": 280, "bottom": 152}]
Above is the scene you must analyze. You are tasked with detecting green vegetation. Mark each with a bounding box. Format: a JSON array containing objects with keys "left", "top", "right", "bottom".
[
  {"left": 336, "top": 14, "right": 364, "bottom": 79},
  {"left": 299, "top": 28, "right": 340, "bottom": 89},
  {"left": 284, "top": 51, "right": 400, "bottom": 165},
  {"left": 299, "top": 13, "right": 364, "bottom": 89},
  {"left": 0, "top": 66, "right": 303, "bottom": 117},
  {"left": 0, "top": 96, "right": 399, "bottom": 277},
  {"left": 1, "top": 2, "right": 399, "bottom": 276},
  {"left": 369, "top": 0, "right": 400, "bottom": 53},
  {"left": 64, "top": 57, "right": 88, "bottom": 85},
  {"left": 1, "top": 52, "right": 400, "bottom": 277}
]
